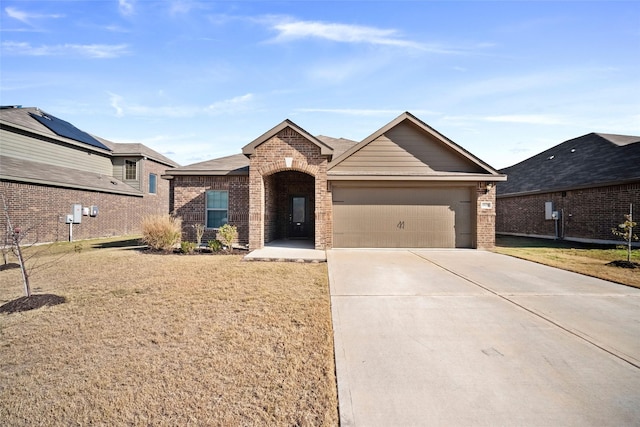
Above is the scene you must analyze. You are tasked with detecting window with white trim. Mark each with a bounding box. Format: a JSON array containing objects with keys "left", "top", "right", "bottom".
[{"left": 206, "top": 190, "right": 228, "bottom": 228}]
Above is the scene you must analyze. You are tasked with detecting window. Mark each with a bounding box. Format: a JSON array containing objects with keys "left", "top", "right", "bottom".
[
  {"left": 149, "top": 173, "right": 157, "bottom": 194},
  {"left": 125, "top": 160, "right": 137, "bottom": 180},
  {"left": 206, "top": 190, "right": 228, "bottom": 228}
]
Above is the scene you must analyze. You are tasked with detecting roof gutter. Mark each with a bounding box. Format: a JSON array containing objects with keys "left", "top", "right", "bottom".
[
  {"left": 0, "top": 175, "right": 144, "bottom": 197},
  {"left": 497, "top": 177, "right": 640, "bottom": 198},
  {"left": 328, "top": 173, "right": 507, "bottom": 182}
]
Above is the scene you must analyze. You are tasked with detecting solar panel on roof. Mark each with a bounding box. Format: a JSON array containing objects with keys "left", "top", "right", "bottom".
[{"left": 29, "top": 112, "right": 112, "bottom": 151}]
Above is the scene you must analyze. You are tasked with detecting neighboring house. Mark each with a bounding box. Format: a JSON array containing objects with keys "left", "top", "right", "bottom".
[
  {"left": 0, "top": 106, "right": 179, "bottom": 243},
  {"left": 166, "top": 112, "right": 506, "bottom": 250},
  {"left": 496, "top": 133, "right": 640, "bottom": 245}
]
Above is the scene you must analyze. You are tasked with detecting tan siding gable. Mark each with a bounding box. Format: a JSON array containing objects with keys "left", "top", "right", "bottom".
[
  {"left": 0, "top": 128, "right": 113, "bottom": 176},
  {"left": 331, "top": 121, "right": 485, "bottom": 174}
]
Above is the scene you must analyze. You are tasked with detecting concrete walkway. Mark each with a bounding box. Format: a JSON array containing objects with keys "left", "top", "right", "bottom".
[
  {"left": 243, "top": 239, "right": 326, "bottom": 262},
  {"left": 328, "top": 249, "right": 640, "bottom": 427}
]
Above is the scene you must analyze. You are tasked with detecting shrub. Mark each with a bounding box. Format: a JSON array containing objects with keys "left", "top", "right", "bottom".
[
  {"left": 180, "top": 241, "right": 196, "bottom": 254},
  {"left": 208, "top": 239, "right": 222, "bottom": 252},
  {"left": 141, "top": 215, "right": 182, "bottom": 251},
  {"left": 217, "top": 224, "right": 238, "bottom": 252}
]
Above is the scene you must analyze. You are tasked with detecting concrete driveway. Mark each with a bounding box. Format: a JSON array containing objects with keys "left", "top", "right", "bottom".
[{"left": 328, "top": 250, "right": 640, "bottom": 427}]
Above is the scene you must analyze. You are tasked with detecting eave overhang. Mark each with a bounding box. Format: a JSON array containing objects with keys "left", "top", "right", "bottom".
[
  {"left": 497, "top": 177, "right": 640, "bottom": 198},
  {"left": 0, "top": 174, "right": 143, "bottom": 197},
  {"left": 328, "top": 172, "right": 507, "bottom": 182}
]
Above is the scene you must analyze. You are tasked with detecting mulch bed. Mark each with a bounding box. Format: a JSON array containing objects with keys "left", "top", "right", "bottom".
[
  {"left": 0, "top": 294, "right": 66, "bottom": 314},
  {"left": 607, "top": 260, "right": 639, "bottom": 269}
]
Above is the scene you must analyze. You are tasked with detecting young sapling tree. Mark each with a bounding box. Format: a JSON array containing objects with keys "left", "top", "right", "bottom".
[{"left": 611, "top": 203, "right": 638, "bottom": 263}]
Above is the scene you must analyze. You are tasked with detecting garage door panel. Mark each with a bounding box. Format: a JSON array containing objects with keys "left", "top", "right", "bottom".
[{"left": 333, "top": 187, "right": 472, "bottom": 248}]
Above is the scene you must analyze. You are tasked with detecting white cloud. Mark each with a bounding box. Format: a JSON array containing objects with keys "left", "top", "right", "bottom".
[
  {"left": 1, "top": 41, "right": 130, "bottom": 58},
  {"left": 207, "top": 93, "right": 254, "bottom": 114},
  {"left": 107, "top": 93, "right": 255, "bottom": 118},
  {"left": 118, "top": 0, "right": 135, "bottom": 16},
  {"left": 267, "top": 18, "right": 454, "bottom": 53},
  {"left": 169, "top": 0, "right": 209, "bottom": 15},
  {"left": 108, "top": 92, "right": 124, "bottom": 117},
  {"left": 5, "top": 6, "right": 63, "bottom": 26}
]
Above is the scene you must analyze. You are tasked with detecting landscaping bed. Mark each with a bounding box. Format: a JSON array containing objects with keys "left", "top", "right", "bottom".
[{"left": 0, "top": 237, "right": 338, "bottom": 426}]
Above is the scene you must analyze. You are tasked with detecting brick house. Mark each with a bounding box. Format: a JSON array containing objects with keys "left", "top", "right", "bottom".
[
  {"left": 166, "top": 112, "right": 506, "bottom": 250},
  {"left": 496, "top": 133, "right": 640, "bottom": 245},
  {"left": 0, "top": 106, "right": 179, "bottom": 244}
]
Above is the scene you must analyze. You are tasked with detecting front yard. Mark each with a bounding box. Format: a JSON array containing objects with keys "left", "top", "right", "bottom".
[
  {"left": 0, "top": 238, "right": 338, "bottom": 426},
  {"left": 494, "top": 235, "right": 640, "bottom": 288}
]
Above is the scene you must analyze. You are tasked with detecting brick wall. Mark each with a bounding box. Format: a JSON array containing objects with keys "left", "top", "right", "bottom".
[
  {"left": 496, "top": 182, "right": 640, "bottom": 244},
  {"left": 0, "top": 174, "right": 170, "bottom": 245},
  {"left": 171, "top": 175, "right": 250, "bottom": 245},
  {"left": 248, "top": 128, "right": 330, "bottom": 250},
  {"left": 476, "top": 182, "right": 497, "bottom": 249}
]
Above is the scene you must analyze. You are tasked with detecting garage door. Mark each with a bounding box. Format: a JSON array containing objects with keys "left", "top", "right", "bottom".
[{"left": 332, "top": 186, "right": 473, "bottom": 248}]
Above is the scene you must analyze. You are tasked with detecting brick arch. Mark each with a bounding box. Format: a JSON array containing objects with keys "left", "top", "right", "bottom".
[{"left": 258, "top": 158, "right": 319, "bottom": 178}]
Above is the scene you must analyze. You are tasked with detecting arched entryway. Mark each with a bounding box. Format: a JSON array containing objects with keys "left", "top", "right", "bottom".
[{"left": 263, "top": 170, "right": 315, "bottom": 245}]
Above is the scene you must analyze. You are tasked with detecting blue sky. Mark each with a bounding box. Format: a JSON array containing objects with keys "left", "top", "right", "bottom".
[{"left": 1, "top": 1, "right": 639, "bottom": 168}]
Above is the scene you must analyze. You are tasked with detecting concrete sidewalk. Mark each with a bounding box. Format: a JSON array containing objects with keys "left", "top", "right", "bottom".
[
  {"left": 328, "top": 249, "right": 640, "bottom": 427},
  {"left": 243, "top": 240, "right": 326, "bottom": 262}
]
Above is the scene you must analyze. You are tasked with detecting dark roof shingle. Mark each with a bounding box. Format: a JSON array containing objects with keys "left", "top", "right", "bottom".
[{"left": 498, "top": 133, "right": 640, "bottom": 196}]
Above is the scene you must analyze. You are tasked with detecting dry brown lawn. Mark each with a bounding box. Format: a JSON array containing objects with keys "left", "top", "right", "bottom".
[
  {"left": 493, "top": 236, "right": 640, "bottom": 288},
  {"left": 0, "top": 238, "right": 338, "bottom": 426}
]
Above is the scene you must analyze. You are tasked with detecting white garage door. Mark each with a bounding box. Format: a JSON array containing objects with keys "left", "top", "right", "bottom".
[{"left": 332, "top": 186, "right": 473, "bottom": 248}]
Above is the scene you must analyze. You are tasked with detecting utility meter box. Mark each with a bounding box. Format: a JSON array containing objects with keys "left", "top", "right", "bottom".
[
  {"left": 65, "top": 214, "right": 73, "bottom": 224},
  {"left": 551, "top": 211, "right": 559, "bottom": 220},
  {"left": 545, "top": 202, "right": 554, "bottom": 220},
  {"left": 72, "top": 204, "right": 82, "bottom": 224},
  {"left": 90, "top": 205, "right": 99, "bottom": 217}
]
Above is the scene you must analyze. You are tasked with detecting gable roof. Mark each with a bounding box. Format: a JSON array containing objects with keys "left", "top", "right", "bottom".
[
  {"left": 96, "top": 138, "right": 180, "bottom": 168},
  {"left": 316, "top": 135, "right": 359, "bottom": 158},
  {"left": 497, "top": 132, "right": 640, "bottom": 196},
  {"left": 328, "top": 111, "right": 505, "bottom": 181},
  {"left": 164, "top": 154, "right": 249, "bottom": 177},
  {"left": 242, "top": 119, "right": 334, "bottom": 156}
]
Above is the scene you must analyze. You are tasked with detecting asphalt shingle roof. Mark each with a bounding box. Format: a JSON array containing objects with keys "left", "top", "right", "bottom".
[
  {"left": 170, "top": 137, "right": 359, "bottom": 175},
  {"left": 498, "top": 133, "right": 640, "bottom": 196},
  {"left": 0, "top": 155, "right": 142, "bottom": 196},
  {"left": 167, "top": 153, "right": 249, "bottom": 175},
  {"left": 0, "top": 106, "right": 179, "bottom": 167}
]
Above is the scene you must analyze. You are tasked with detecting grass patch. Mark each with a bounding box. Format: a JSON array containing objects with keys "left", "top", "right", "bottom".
[
  {"left": 0, "top": 237, "right": 337, "bottom": 426},
  {"left": 494, "top": 236, "right": 640, "bottom": 288}
]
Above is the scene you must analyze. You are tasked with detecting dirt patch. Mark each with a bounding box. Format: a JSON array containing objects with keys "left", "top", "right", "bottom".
[
  {"left": 0, "top": 294, "right": 66, "bottom": 314},
  {"left": 607, "top": 260, "right": 639, "bottom": 269}
]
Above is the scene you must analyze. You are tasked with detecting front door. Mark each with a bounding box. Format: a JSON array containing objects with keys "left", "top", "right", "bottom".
[{"left": 289, "top": 196, "right": 309, "bottom": 239}]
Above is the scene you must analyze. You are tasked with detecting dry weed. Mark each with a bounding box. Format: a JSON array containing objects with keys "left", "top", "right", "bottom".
[{"left": 0, "top": 239, "right": 338, "bottom": 426}]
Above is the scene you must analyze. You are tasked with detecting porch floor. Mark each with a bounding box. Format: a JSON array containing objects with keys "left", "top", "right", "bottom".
[{"left": 243, "top": 239, "right": 326, "bottom": 262}]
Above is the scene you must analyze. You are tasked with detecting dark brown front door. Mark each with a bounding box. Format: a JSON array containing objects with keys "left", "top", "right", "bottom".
[{"left": 289, "top": 196, "right": 309, "bottom": 239}]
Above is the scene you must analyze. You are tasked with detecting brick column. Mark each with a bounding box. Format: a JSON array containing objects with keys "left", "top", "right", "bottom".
[
  {"left": 476, "top": 182, "right": 497, "bottom": 249},
  {"left": 248, "top": 159, "right": 264, "bottom": 250}
]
